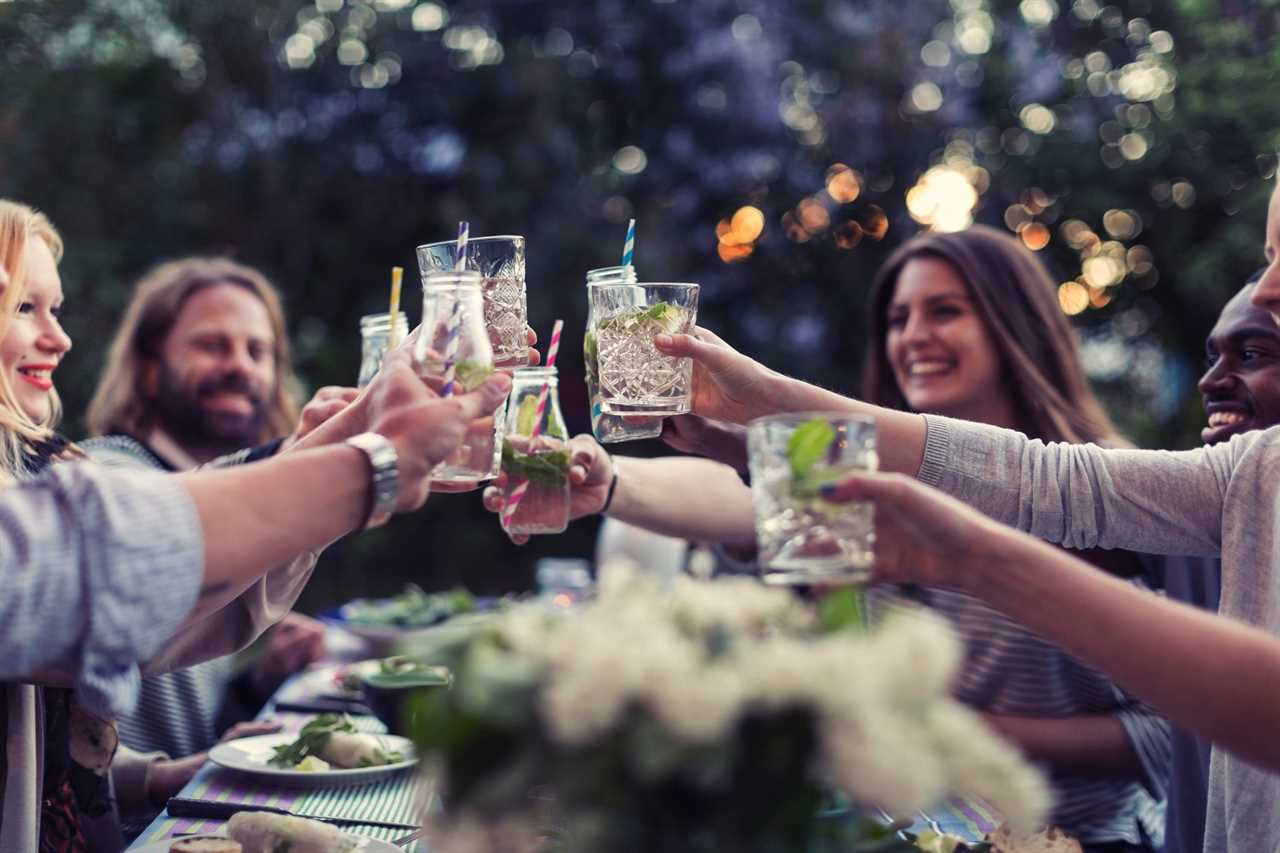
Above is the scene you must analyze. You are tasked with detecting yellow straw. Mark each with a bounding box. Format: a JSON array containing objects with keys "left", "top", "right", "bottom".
[{"left": 388, "top": 266, "right": 404, "bottom": 349}]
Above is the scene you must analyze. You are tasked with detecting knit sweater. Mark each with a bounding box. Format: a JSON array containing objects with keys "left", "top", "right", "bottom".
[{"left": 918, "top": 415, "right": 1280, "bottom": 853}]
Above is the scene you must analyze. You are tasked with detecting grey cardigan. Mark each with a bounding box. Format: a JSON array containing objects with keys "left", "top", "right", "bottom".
[{"left": 918, "top": 415, "right": 1280, "bottom": 853}]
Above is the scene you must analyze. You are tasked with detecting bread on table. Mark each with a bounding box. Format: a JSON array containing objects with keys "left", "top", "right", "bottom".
[
  {"left": 226, "top": 811, "right": 361, "bottom": 853},
  {"left": 168, "top": 836, "right": 242, "bottom": 853},
  {"left": 986, "top": 825, "right": 1084, "bottom": 853}
]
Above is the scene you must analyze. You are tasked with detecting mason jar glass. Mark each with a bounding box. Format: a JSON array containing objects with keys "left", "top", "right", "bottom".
[
  {"left": 416, "top": 270, "right": 505, "bottom": 482},
  {"left": 500, "top": 366, "right": 572, "bottom": 535},
  {"left": 357, "top": 311, "right": 409, "bottom": 388}
]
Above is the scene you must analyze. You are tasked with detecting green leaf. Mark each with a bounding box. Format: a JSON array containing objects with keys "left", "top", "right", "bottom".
[
  {"left": 818, "top": 586, "right": 867, "bottom": 634},
  {"left": 502, "top": 442, "right": 571, "bottom": 486},
  {"left": 269, "top": 713, "right": 355, "bottom": 767},
  {"left": 788, "top": 418, "right": 836, "bottom": 483}
]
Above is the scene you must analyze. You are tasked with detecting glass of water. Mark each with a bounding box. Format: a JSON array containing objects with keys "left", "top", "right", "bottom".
[
  {"left": 746, "top": 412, "right": 877, "bottom": 586},
  {"left": 589, "top": 282, "right": 698, "bottom": 417},
  {"left": 357, "top": 311, "right": 409, "bottom": 388},
  {"left": 416, "top": 235, "right": 528, "bottom": 369}
]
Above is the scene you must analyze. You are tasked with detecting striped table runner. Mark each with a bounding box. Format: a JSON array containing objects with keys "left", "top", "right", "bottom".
[{"left": 129, "top": 710, "right": 431, "bottom": 850}]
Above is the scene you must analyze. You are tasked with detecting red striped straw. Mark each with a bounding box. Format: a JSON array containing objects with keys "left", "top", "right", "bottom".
[
  {"left": 502, "top": 319, "right": 563, "bottom": 529},
  {"left": 440, "top": 221, "right": 469, "bottom": 397}
]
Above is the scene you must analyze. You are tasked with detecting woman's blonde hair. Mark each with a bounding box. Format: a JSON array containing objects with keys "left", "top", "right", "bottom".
[
  {"left": 86, "top": 257, "right": 301, "bottom": 441},
  {"left": 0, "top": 200, "right": 76, "bottom": 480}
]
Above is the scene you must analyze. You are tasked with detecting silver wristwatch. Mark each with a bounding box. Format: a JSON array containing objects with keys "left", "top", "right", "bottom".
[{"left": 345, "top": 432, "right": 400, "bottom": 529}]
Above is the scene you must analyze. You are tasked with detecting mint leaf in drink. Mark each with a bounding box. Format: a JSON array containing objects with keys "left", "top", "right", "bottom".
[
  {"left": 787, "top": 418, "right": 836, "bottom": 491},
  {"left": 640, "top": 301, "right": 688, "bottom": 333},
  {"left": 502, "top": 442, "right": 571, "bottom": 486},
  {"left": 455, "top": 360, "right": 495, "bottom": 392}
]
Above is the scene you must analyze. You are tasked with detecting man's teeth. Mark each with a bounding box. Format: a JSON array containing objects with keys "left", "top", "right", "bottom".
[
  {"left": 1208, "top": 411, "right": 1246, "bottom": 428},
  {"left": 909, "top": 361, "right": 952, "bottom": 376}
]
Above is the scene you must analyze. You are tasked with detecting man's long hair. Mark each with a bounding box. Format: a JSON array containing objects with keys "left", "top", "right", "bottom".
[{"left": 87, "top": 256, "right": 302, "bottom": 442}]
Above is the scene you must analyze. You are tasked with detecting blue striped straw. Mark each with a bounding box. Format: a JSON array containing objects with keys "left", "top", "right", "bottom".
[
  {"left": 621, "top": 218, "right": 635, "bottom": 267},
  {"left": 454, "top": 220, "right": 469, "bottom": 272}
]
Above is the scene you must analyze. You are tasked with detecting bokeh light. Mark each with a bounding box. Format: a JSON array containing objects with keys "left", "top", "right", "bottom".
[
  {"left": 825, "top": 164, "right": 862, "bottom": 204},
  {"left": 1059, "top": 281, "right": 1089, "bottom": 315},
  {"left": 906, "top": 166, "right": 980, "bottom": 232}
]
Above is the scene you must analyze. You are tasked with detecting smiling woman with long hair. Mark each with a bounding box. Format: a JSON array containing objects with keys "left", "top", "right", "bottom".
[
  {"left": 0, "top": 200, "right": 320, "bottom": 853},
  {"left": 861, "top": 225, "right": 1165, "bottom": 852}
]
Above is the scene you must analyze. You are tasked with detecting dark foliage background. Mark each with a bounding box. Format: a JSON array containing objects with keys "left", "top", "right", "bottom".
[{"left": 1, "top": 0, "right": 1277, "bottom": 608}]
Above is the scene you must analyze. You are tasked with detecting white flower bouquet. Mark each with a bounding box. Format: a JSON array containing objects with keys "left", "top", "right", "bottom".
[{"left": 404, "top": 567, "right": 1048, "bottom": 853}]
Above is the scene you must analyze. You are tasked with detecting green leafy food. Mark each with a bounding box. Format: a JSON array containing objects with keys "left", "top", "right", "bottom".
[
  {"left": 501, "top": 442, "right": 571, "bottom": 486},
  {"left": 788, "top": 418, "right": 837, "bottom": 495},
  {"left": 269, "top": 713, "right": 353, "bottom": 768},
  {"left": 365, "top": 656, "right": 453, "bottom": 688},
  {"left": 455, "top": 360, "right": 495, "bottom": 392},
  {"left": 341, "top": 584, "right": 475, "bottom": 629}
]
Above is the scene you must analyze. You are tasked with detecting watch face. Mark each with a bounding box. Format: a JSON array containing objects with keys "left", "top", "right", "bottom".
[{"left": 349, "top": 433, "right": 399, "bottom": 529}]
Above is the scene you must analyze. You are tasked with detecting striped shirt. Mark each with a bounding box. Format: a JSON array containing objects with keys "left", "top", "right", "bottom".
[
  {"left": 869, "top": 585, "right": 1167, "bottom": 847},
  {"left": 82, "top": 434, "right": 283, "bottom": 760},
  {"left": 0, "top": 462, "right": 202, "bottom": 716}
]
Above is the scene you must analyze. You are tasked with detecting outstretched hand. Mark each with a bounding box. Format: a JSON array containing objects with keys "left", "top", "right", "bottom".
[
  {"left": 365, "top": 349, "right": 512, "bottom": 513},
  {"left": 820, "top": 471, "right": 1016, "bottom": 590},
  {"left": 483, "top": 434, "right": 613, "bottom": 544},
  {"left": 654, "top": 327, "right": 777, "bottom": 425}
]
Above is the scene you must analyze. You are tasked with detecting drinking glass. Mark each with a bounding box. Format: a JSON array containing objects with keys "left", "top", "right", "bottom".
[
  {"left": 583, "top": 265, "right": 663, "bottom": 443},
  {"left": 416, "top": 235, "right": 528, "bottom": 369},
  {"left": 746, "top": 413, "right": 877, "bottom": 585},
  {"left": 500, "top": 366, "right": 571, "bottom": 535},
  {"left": 357, "top": 311, "right": 409, "bottom": 388},
  {"left": 589, "top": 282, "right": 699, "bottom": 417},
  {"left": 415, "top": 270, "right": 505, "bottom": 482}
]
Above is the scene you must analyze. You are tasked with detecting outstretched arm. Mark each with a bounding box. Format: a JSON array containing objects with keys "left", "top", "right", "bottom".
[{"left": 833, "top": 471, "right": 1280, "bottom": 771}]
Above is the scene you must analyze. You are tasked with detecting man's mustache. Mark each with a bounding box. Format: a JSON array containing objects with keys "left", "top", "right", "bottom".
[{"left": 197, "top": 373, "right": 264, "bottom": 408}]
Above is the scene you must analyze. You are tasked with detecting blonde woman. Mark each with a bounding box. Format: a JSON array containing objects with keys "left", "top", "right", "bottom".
[{"left": 0, "top": 200, "right": 512, "bottom": 850}]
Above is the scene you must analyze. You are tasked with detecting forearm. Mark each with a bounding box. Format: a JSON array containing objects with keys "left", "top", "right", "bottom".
[
  {"left": 968, "top": 530, "right": 1280, "bottom": 769},
  {"left": 176, "top": 444, "right": 367, "bottom": 617},
  {"left": 758, "top": 373, "right": 928, "bottom": 476},
  {"left": 982, "top": 713, "right": 1144, "bottom": 780},
  {"left": 609, "top": 456, "right": 756, "bottom": 546}
]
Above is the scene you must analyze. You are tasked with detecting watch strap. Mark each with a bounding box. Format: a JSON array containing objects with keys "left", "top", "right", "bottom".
[{"left": 345, "top": 432, "right": 400, "bottom": 529}]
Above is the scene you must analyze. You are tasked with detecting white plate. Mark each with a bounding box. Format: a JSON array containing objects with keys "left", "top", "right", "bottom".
[
  {"left": 208, "top": 732, "right": 417, "bottom": 788},
  {"left": 130, "top": 830, "right": 400, "bottom": 852}
]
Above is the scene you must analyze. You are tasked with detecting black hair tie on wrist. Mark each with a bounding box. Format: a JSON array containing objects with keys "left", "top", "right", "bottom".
[{"left": 600, "top": 466, "right": 620, "bottom": 515}]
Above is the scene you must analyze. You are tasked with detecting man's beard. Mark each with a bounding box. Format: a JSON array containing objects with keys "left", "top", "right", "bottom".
[{"left": 151, "top": 363, "right": 268, "bottom": 456}]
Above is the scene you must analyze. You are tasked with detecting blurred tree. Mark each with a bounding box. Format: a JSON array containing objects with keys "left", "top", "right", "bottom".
[{"left": 0, "top": 0, "right": 1275, "bottom": 605}]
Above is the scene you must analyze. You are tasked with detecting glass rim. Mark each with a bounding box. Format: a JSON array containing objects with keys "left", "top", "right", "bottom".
[
  {"left": 416, "top": 234, "right": 525, "bottom": 252},
  {"left": 589, "top": 281, "right": 699, "bottom": 290},
  {"left": 746, "top": 410, "right": 877, "bottom": 431},
  {"left": 360, "top": 310, "right": 408, "bottom": 322},
  {"left": 512, "top": 365, "right": 558, "bottom": 377}
]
